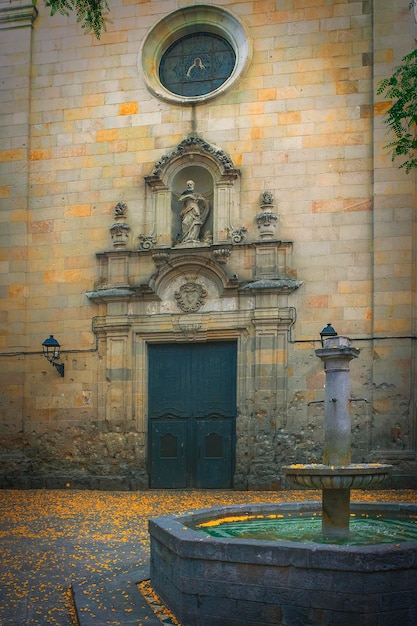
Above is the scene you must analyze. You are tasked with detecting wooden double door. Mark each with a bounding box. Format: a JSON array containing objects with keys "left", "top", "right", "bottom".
[{"left": 148, "top": 341, "right": 237, "bottom": 488}]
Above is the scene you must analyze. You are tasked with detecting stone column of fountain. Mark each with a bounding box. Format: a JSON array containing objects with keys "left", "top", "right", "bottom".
[
  {"left": 284, "top": 326, "right": 392, "bottom": 539},
  {"left": 317, "top": 333, "right": 359, "bottom": 537}
]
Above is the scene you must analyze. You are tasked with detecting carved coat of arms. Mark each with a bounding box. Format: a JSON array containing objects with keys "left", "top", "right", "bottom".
[{"left": 175, "top": 282, "right": 207, "bottom": 313}]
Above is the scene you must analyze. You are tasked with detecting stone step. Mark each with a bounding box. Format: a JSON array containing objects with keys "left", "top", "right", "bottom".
[{"left": 72, "top": 563, "right": 161, "bottom": 626}]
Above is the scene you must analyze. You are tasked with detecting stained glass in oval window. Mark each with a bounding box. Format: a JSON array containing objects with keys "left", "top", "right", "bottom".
[{"left": 159, "top": 32, "right": 236, "bottom": 97}]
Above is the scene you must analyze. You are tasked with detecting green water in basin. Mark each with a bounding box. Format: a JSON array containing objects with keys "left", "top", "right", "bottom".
[{"left": 193, "top": 513, "right": 417, "bottom": 546}]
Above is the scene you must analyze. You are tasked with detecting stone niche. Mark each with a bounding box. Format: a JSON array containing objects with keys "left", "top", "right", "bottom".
[
  {"left": 138, "top": 135, "right": 243, "bottom": 248},
  {"left": 87, "top": 136, "right": 303, "bottom": 489}
]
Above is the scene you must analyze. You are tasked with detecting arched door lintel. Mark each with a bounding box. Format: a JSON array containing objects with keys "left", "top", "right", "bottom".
[{"left": 149, "top": 252, "right": 235, "bottom": 297}]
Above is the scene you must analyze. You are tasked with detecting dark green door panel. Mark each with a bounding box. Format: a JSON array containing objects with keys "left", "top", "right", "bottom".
[
  {"left": 148, "top": 344, "right": 190, "bottom": 418},
  {"left": 150, "top": 420, "right": 187, "bottom": 488},
  {"left": 148, "top": 341, "right": 237, "bottom": 488},
  {"left": 192, "top": 342, "right": 237, "bottom": 417},
  {"left": 195, "top": 418, "right": 234, "bottom": 488}
]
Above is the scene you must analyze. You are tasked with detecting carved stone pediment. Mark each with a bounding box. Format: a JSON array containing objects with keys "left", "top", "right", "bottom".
[
  {"left": 148, "top": 135, "right": 240, "bottom": 181},
  {"left": 149, "top": 252, "right": 238, "bottom": 299},
  {"left": 86, "top": 239, "right": 301, "bottom": 304}
]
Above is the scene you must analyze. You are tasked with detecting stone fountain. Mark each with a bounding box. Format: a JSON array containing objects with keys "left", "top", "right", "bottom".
[
  {"left": 149, "top": 328, "right": 417, "bottom": 625},
  {"left": 284, "top": 329, "right": 392, "bottom": 538}
]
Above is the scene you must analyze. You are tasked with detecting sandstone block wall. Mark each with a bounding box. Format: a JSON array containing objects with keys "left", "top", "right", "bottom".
[{"left": 0, "top": 0, "right": 415, "bottom": 488}]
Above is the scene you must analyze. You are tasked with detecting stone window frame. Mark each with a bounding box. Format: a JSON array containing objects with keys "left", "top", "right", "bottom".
[{"left": 139, "top": 4, "right": 252, "bottom": 105}]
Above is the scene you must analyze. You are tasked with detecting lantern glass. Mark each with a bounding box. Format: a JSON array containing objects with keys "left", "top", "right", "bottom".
[{"left": 42, "top": 335, "right": 61, "bottom": 361}]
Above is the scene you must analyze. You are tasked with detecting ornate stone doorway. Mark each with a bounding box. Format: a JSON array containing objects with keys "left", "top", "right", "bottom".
[
  {"left": 148, "top": 341, "right": 237, "bottom": 488},
  {"left": 87, "top": 135, "right": 302, "bottom": 489}
]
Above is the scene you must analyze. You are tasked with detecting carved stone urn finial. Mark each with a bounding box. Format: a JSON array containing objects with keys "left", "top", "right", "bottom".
[
  {"left": 256, "top": 191, "right": 279, "bottom": 240},
  {"left": 114, "top": 201, "right": 128, "bottom": 218},
  {"left": 110, "top": 202, "right": 130, "bottom": 248}
]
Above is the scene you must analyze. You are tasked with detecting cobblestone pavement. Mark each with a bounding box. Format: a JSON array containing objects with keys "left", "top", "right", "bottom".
[{"left": 0, "top": 489, "right": 416, "bottom": 625}]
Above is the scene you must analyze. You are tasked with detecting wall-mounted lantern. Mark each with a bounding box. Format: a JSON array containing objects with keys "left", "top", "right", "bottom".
[{"left": 42, "top": 335, "right": 64, "bottom": 377}]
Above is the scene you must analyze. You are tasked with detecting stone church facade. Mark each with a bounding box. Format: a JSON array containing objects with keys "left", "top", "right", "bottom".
[{"left": 0, "top": 0, "right": 416, "bottom": 489}]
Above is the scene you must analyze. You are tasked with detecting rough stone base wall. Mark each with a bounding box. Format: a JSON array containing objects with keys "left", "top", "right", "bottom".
[{"left": 0, "top": 427, "right": 148, "bottom": 490}]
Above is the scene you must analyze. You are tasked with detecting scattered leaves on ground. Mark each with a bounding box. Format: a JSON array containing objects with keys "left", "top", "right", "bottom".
[{"left": 0, "top": 489, "right": 415, "bottom": 624}]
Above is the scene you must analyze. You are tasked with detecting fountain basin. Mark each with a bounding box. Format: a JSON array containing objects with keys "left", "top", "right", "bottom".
[
  {"left": 149, "top": 501, "right": 417, "bottom": 626},
  {"left": 284, "top": 463, "right": 392, "bottom": 490}
]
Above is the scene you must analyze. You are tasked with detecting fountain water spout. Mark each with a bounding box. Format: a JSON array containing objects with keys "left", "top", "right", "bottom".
[{"left": 284, "top": 328, "right": 392, "bottom": 539}]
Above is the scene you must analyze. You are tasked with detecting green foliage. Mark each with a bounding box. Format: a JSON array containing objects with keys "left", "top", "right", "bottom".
[
  {"left": 376, "top": 2, "right": 417, "bottom": 173},
  {"left": 377, "top": 49, "right": 417, "bottom": 173},
  {"left": 45, "top": 0, "right": 109, "bottom": 39}
]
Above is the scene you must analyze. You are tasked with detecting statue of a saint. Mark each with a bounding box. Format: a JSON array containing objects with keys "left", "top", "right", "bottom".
[{"left": 176, "top": 180, "right": 209, "bottom": 246}]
